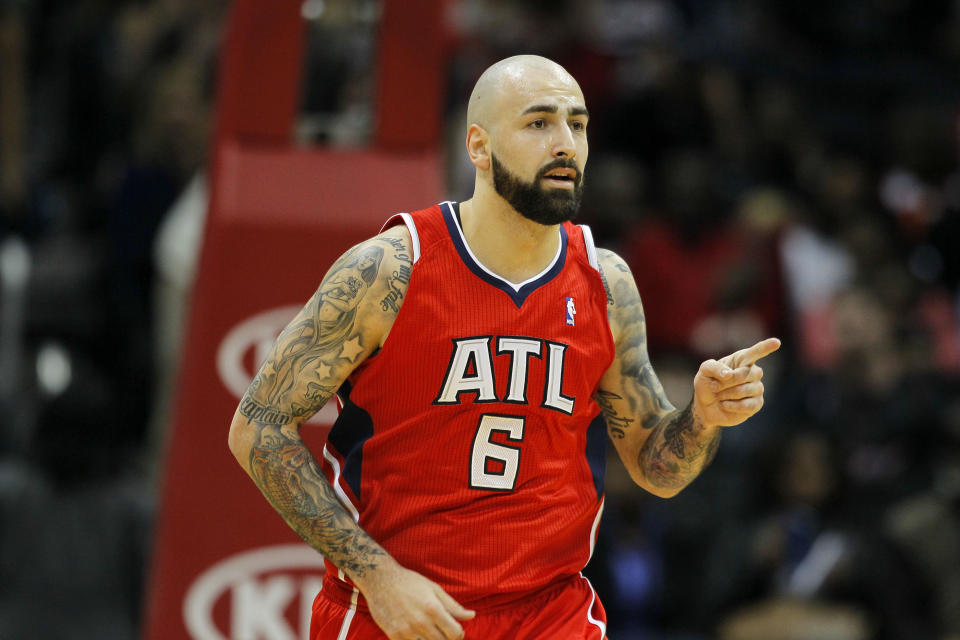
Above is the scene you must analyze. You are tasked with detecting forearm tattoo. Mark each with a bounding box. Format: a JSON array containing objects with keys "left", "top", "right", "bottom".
[
  {"left": 248, "top": 425, "right": 387, "bottom": 576},
  {"left": 238, "top": 236, "right": 412, "bottom": 577},
  {"left": 639, "top": 404, "right": 721, "bottom": 490}
]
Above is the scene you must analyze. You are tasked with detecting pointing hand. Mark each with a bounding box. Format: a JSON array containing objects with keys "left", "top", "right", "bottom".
[{"left": 692, "top": 337, "right": 781, "bottom": 428}]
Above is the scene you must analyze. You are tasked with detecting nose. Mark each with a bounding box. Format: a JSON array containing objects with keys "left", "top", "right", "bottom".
[{"left": 553, "top": 124, "right": 576, "bottom": 160}]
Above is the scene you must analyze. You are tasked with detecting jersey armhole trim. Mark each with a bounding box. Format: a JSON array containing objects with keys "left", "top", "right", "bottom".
[
  {"left": 579, "top": 224, "right": 599, "bottom": 272},
  {"left": 381, "top": 212, "right": 421, "bottom": 263}
]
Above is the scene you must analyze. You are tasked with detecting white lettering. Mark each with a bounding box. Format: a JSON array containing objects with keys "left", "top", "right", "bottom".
[
  {"left": 183, "top": 544, "right": 325, "bottom": 640},
  {"left": 496, "top": 338, "right": 542, "bottom": 403},
  {"left": 543, "top": 342, "right": 575, "bottom": 414},
  {"left": 300, "top": 577, "right": 323, "bottom": 640},
  {"left": 435, "top": 337, "right": 496, "bottom": 403},
  {"left": 232, "top": 576, "right": 297, "bottom": 640},
  {"left": 435, "top": 336, "right": 575, "bottom": 412}
]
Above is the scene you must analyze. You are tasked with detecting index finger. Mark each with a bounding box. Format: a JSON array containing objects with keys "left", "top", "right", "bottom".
[{"left": 730, "top": 337, "right": 781, "bottom": 368}]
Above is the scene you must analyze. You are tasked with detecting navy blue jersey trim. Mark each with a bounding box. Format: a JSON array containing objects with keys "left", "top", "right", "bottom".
[
  {"left": 585, "top": 413, "right": 607, "bottom": 501},
  {"left": 326, "top": 380, "right": 374, "bottom": 502},
  {"left": 441, "top": 201, "right": 568, "bottom": 308}
]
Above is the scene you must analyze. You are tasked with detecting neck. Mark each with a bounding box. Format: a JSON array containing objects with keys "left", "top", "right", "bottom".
[{"left": 459, "top": 179, "right": 562, "bottom": 284}]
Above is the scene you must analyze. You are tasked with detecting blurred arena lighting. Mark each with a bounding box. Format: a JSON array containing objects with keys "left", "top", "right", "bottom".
[
  {"left": 0, "top": 236, "right": 30, "bottom": 289},
  {"left": 0, "top": 237, "right": 30, "bottom": 373},
  {"left": 36, "top": 342, "right": 72, "bottom": 398},
  {"left": 0, "top": 236, "right": 31, "bottom": 450},
  {"left": 301, "top": 0, "right": 325, "bottom": 21}
]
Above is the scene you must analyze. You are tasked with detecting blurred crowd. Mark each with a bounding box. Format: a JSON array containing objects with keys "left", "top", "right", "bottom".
[{"left": 1, "top": 0, "right": 959, "bottom": 638}]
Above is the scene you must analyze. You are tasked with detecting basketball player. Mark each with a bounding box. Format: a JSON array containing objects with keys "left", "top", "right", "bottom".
[{"left": 228, "top": 55, "right": 780, "bottom": 640}]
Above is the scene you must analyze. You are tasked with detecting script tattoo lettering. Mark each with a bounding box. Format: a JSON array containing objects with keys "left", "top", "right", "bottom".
[
  {"left": 380, "top": 264, "right": 411, "bottom": 313},
  {"left": 383, "top": 235, "right": 408, "bottom": 255},
  {"left": 595, "top": 390, "right": 633, "bottom": 439},
  {"left": 239, "top": 397, "right": 291, "bottom": 425},
  {"left": 599, "top": 266, "right": 615, "bottom": 306},
  {"left": 291, "top": 382, "right": 337, "bottom": 417}
]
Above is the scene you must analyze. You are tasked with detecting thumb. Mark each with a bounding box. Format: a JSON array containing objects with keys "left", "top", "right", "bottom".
[{"left": 435, "top": 587, "right": 476, "bottom": 620}]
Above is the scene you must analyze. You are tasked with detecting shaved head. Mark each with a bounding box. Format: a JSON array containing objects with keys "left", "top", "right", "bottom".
[
  {"left": 466, "top": 55, "right": 583, "bottom": 131},
  {"left": 464, "top": 55, "right": 589, "bottom": 226}
]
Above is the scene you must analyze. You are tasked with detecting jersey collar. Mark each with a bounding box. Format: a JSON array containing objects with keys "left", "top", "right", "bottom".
[{"left": 440, "top": 201, "right": 568, "bottom": 308}]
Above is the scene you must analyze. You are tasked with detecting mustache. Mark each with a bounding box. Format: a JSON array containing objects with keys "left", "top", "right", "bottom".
[{"left": 536, "top": 158, "right": 582, "bottom": 184}]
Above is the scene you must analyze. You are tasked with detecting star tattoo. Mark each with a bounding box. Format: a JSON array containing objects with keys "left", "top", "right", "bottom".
[{"left": 339, "top": 336, "right": 364, "bottom": 362}]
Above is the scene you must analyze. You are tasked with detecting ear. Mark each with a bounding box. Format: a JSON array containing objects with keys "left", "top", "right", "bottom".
[{"left": 465, "top": 124, "right": 490, "bottom": 170}]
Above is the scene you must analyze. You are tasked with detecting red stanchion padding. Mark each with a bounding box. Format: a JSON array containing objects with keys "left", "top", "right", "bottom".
[
  {"left": 142, "top": 146, "right": 442, "bottom": 640},
  {"left": 142, "top": 0, "right": 447, "bottom": 635}
]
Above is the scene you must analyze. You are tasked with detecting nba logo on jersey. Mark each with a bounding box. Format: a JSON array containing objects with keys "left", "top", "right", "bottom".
[{"left": 566, "top": 297, "right": 576, "bottom": 326}]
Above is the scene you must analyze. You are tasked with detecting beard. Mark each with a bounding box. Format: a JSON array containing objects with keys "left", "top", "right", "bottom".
[{"left": 491, "top": 153, "right": 584, "bottom": 226}]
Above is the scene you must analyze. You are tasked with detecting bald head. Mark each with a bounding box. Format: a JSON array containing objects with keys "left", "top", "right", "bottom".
[{"left": 466, "top": 55, "right": 583, "bottom": 131}]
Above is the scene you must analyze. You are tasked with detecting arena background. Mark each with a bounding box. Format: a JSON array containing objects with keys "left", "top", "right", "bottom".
[{"left": 0, "top": 0, "right": 958, "bottom": 639}]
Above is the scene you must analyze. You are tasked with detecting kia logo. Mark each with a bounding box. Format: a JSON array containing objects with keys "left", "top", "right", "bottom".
[
  {"left": 183, "top": 544, "right": 326, "bottom": 640},
  {"left": 216, "top": 306, "right": 338, "bottom": 424}
]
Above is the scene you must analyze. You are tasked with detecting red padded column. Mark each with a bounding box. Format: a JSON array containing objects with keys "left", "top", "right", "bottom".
[
  {"left": 375, "top": 0, "right": 448, "bottom": 151},
  {"left": 141, "top": 1, "right": 447, "bottom": 638}
]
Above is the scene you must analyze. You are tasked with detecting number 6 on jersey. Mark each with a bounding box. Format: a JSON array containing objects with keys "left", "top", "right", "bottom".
[{"left": 470, "top": 414, "right": 525, "bottom": 491}]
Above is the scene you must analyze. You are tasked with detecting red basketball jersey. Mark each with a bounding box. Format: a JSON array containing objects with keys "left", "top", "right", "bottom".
[{"left": 319, "top": 201, "right": 616, "bottom": 609}]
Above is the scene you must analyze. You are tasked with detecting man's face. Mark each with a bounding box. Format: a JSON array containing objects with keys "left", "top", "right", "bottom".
[{"left": 486, "top": 69, "right": 589, "bottom": 225}]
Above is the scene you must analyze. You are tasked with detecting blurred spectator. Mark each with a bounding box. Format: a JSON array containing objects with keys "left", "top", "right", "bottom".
[
  {"left": 621, "top": 151, "right": 786, "bottom": 357},
  {"left": 703, "top": 431, "right": 935, "bottom": 639}
]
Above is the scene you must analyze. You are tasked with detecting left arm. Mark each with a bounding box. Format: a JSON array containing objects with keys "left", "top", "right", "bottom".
[{"left": 594, "top": 249, "right": 780, "bottom": 498}]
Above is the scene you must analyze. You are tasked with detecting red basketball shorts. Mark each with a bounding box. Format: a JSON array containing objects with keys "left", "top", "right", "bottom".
[{"left": 310, "top": 573, "right": 608, "bottom": 640}]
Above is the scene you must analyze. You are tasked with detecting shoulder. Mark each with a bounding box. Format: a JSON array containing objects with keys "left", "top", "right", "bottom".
[
  {"left": 594, "top": 248, "right": 644, "bottom": 344},
  {"left": 348, "top": 226, "right": 414, "bottom": 344},
  {"left": 340, "top": 223, "right": 412, "bottom": 260},
  {"left": 595, "top": 248, "right": 638, "bottom": 303},
  {"left": 376, "top": 222, "right": 413, "bottom": 249},
  {"left": 332, "top": 225, "right": 413, "bottom": 279},
  {"left": 596, "top": 247, "right": 630, "bottom": 275}
]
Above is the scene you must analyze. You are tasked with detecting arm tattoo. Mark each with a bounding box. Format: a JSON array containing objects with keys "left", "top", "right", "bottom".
[
  {"left": 248, "top": 426, "right": 387, "bottom": 576},
  {"left": 597, "top": 249, "right": 721, "bottom": 492},
  {"left": 236, "top": 236, "right": 409, "bottom": 577},
  {"left": 595, "top": 390, "right": 634, "bottom": 439},
  {"left": 378, "top": 239, "right": 413, "bottom": 313},
  {"left": 380, "top": 264, "right": 411, "bottom": 313},
  {"left": 239, "top": 397, "right": 291, "bottom": 425},
  {"left": 639, "top": 403, "right": 721, "bottom": 490},
  {"left": 613, "top": 278, "right": 671, "bottom": 418},
  {"left": 254, "top": 244, "right": 383, "bottom": 410},
  {"left": 599, "top": 264, "right": 615, "bottom": 306}
]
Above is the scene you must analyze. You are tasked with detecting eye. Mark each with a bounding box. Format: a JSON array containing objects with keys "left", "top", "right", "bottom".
[
  {"left": 571, "top": 120, "right": 586, "bottom": 132},
  {"left": 529, "top": 119, "right": 545, "bottom": 129}
]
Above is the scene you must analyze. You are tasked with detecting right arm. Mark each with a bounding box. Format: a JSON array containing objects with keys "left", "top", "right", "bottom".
[{"left": 228, "top": 226, "right": 473, "bottom": 640}]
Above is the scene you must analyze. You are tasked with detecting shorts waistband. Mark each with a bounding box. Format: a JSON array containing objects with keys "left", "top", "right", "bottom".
[{"left": 319, "top": 572, "right": 579, "bottom": 614}]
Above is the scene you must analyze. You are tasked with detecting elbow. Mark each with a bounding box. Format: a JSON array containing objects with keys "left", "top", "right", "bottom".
[
  {"left": 643, "top": 483, "right": 685, "bottom": 499},
  {"left": 636, "top": 465, "right": 690, "bottom": 499},
  {"left": 635, "top": 448, "right": 691, "bottom": 498},
  {"left": 625, "top": 464, "right": 685, "bottom": 499},
  {"left": 227, "top": 425, "right": 241, "bottom": 460},
  {"left": 227, "top": 414, "right": 252, "bottom": 468}
]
